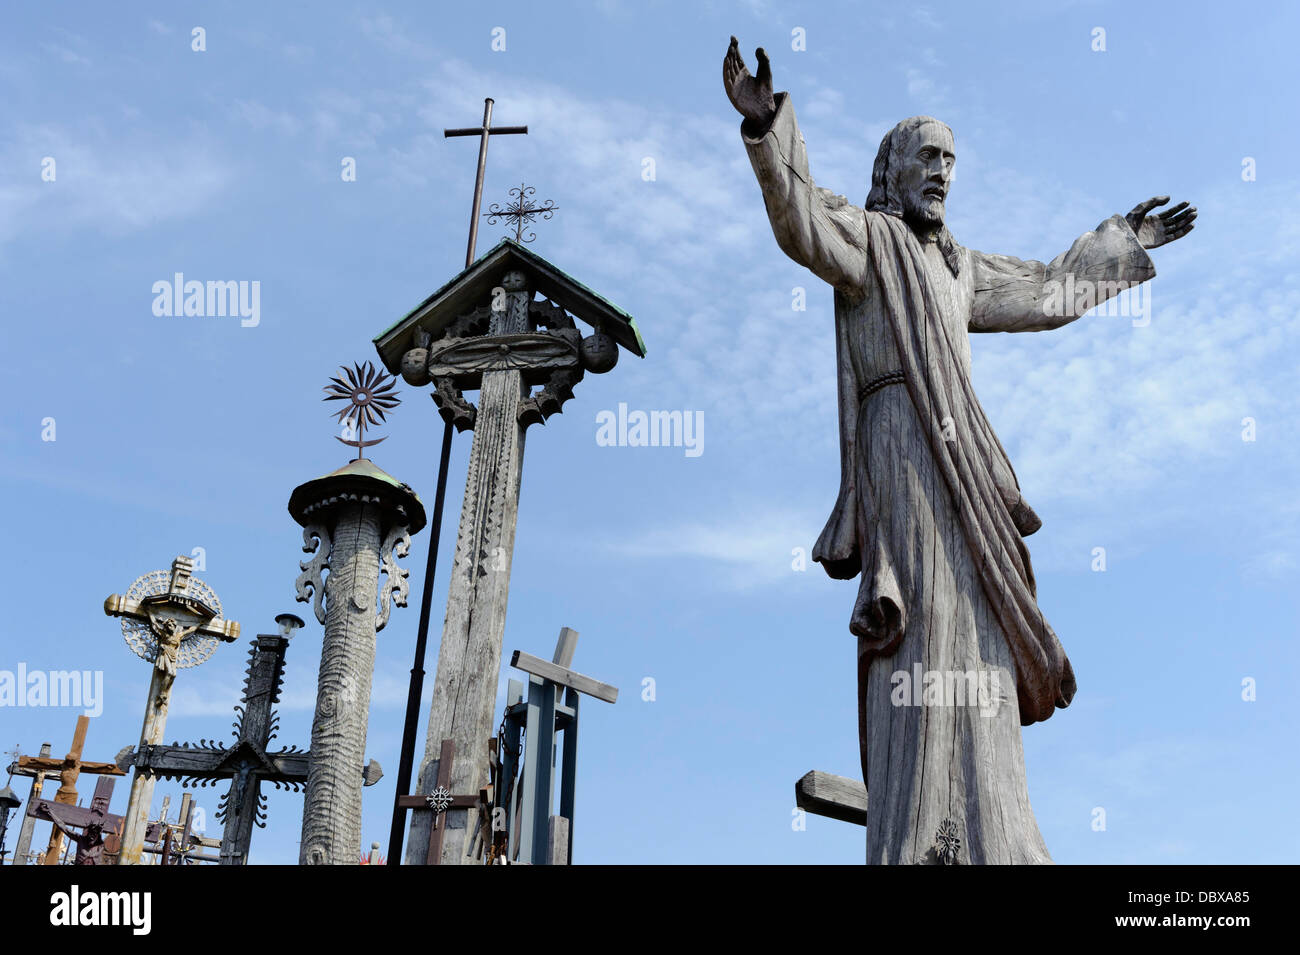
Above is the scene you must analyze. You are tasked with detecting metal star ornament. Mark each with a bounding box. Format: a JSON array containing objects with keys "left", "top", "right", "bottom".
[{"left": 323, "top": 361, "right": 401, "bottom": 461}]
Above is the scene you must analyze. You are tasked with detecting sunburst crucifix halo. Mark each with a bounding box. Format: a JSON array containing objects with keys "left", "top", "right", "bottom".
[{"left": 322, "top": 361, "right": 401, "bottom": 461}]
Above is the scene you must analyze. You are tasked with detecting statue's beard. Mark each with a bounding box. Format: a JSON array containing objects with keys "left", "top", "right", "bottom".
[{"left": 902, "top": 193, "right": 946, "bottom": 231}]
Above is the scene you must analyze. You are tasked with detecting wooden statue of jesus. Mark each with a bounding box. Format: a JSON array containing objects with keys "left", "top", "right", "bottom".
[{"left": 724, "top": 38, "right": 1195, "bottom": 864}]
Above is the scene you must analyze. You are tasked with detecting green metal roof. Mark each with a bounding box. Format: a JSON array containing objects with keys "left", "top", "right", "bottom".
[{"left": 372, "top": 238, "right": 647, "bottom": 374}]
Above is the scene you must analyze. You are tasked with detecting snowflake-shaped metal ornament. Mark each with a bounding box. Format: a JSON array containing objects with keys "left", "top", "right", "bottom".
[
  {"left": 934, "top": 818, "right": 962, "bottom": 865},
  {"left": 483, "top": 183, "right": 558, "bottom": 244},
  {"left": 323, "top": 362, "right": 401, "bottom": 461},
  {"left": 120, "top": 569, "right": 225, "bottom": 669},
  {"left": 425, "top": 787, "right": 454, "bottom": 814}
]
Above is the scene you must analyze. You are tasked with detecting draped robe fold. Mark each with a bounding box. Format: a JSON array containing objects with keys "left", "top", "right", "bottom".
[{"left": 743, "top": 94, "right": 1155, "bottom": 863}]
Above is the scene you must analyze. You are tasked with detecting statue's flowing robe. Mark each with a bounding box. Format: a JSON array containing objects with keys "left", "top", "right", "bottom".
[{"left": 743, "top": 94, "right": 1155, "bottom": 863}]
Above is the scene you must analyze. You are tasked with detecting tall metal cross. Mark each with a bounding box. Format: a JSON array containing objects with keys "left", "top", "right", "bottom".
[{"left": 444, "top": 97, "right": 528, "bottom": 269}]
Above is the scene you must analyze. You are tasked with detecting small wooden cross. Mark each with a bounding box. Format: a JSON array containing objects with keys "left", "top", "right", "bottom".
[{"left": 396, "top": 739, "right": 483, "bottom": 865}]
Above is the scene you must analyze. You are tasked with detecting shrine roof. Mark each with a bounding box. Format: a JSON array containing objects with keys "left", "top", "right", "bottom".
[{"left": 372, "top": 238, "right": 647, "bottom": 374}]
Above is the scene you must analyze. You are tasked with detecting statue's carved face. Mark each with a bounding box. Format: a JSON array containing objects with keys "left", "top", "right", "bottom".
[{"left": 897, "top": 122, "right": 955, "bottom": 231}]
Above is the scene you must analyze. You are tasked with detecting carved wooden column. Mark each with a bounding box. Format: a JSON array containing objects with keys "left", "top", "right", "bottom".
[
  {"left": 290, "top": 460, "right": 425, "bottom": 865},
  {"left": 404, "top": 269, "right": 535, "bottom": 864}
]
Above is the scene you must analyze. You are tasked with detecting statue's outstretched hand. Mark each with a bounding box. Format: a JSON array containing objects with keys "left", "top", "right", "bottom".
[
  {"left": 724, "top": 36, "right": 777, "bottom": 133},
  {"left": 1125, "top": 196, "right": 1197, "bottom": 249}
]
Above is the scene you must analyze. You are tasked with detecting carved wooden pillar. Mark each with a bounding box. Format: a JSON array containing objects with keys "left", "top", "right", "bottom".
[
  {"left": 290, "top": 460, "right": 425, "bottom": 865},
  {"left": 405, "top": 269, "right": 532, "bottom": 865}
]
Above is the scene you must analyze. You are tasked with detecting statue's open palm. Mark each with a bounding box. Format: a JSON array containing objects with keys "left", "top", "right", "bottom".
[
  {"left": 1126, "top": 196, "right": 1197, "bottom": 249},
  {"left": 723, "top": 36, "right": 777, "bottom": 131}
]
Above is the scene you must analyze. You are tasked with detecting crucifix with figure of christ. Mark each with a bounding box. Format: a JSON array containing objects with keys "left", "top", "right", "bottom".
[
  {"left": 376, "top": 96, "right": 646, "bottom": 864},
  {"left": 11, "top": 715, "right": 125, "bottom": 865},
  {"left": 104, "top": 555, "right": 240, "bottom": 864}
]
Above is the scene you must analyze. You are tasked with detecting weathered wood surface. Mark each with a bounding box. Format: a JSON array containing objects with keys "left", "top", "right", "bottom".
[
  {"left": 547, "top": 815, "right": 569, "bottom": 866},
  {"left": 117, "top": 745, "right": 310, "bottom": 780},
  {"left": 7, "top": 742, "right": 51, "bottom": 865},
  {"left": 407, "top": 270, "right": 531, "bottom": 866},
  {"left": 510, "top": 651, "right": 618, "bottom": 704},
  {"left": 301, "top": 502, "right": 382, "bottom": 865},
  {"left": 795, "top": 770, "right": 868, "bottom": 826}
]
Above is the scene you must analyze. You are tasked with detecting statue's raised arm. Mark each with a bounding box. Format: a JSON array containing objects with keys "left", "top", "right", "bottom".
[{"left": 724, "top": 37, "right": 869, "bottom": 293}]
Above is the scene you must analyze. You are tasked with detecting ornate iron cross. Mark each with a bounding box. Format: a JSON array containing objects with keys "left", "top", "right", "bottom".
[{"left": 483, "top": 184, "right": 558, "bottom": 244}]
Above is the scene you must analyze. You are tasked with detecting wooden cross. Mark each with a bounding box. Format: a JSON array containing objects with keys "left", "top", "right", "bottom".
[
  {"left": 497, "top": 627, "right": 618, "bottom": 865},
  {"left": 24, "top": 775, "right": 158, "bottom": 865},
  {"left": 13, "top": 715, "right": 125, "bottom": 865},
  {"left": 396, "top": 739, "right": 485, "bottom": 865},
  {"left": 444, "top": 97, "right": 528, "bottom": 268},
  {"left": 104, "top": 556, "right": 240, "bottom": 676},
  {"left": 104, "top": 555, "right": 239, "bottom": 865}
]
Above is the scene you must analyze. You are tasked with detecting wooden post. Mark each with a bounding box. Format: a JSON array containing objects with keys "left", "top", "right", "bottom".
[
  {"left": 795, "top": 770, "right": 869, "bottom": 826},
  {"left": 119, "top": 657, "right": 174, "bottom": 865},
  {"left": 8, "top": 742, "right": 51, "bottom": 865}
]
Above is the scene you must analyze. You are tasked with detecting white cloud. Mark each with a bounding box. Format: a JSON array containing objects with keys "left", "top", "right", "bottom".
[{"left": 0, "top": 125, "right": 231, "bottom": 244}]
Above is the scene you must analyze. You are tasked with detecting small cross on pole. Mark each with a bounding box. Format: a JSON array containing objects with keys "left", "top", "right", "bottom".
[{"left": 444, "top": 98, "right": 527, "bottom": 268}]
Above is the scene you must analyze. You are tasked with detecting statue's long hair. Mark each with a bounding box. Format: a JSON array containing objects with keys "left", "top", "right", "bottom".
[{"left": 866, "top": 116, "right": 962, "bottom": 275}]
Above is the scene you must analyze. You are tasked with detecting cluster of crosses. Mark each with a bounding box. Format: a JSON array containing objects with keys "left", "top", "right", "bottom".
[{"left": 1, "top": 98, "right": 642, "bottom": 867}]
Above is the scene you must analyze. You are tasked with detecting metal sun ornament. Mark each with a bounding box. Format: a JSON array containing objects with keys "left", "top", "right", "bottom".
[
  {"left": 323, "top": 362, "right": 401, "bottom": 461},
  {"left": 483, "top": 183, "right": 558, "bottom": 243}
]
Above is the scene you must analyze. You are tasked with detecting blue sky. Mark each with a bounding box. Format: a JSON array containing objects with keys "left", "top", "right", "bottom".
[{"left": 1, "top": 0, "right": 1297, "bottom": 864}]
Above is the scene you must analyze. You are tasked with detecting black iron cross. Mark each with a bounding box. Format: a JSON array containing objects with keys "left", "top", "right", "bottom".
[
  {"left": 483, "top": 184, "right": 558, "bottom": 244},
  {"left": 395, "top": 739, "right": 481, "bottom": 865},
  {"left": 444, "top": 98, "right": 528, "bottom": 268}
]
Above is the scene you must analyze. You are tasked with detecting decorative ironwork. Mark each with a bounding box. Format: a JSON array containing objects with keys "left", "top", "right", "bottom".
[
  {"left": 425, "top": 787, "right": 454, "bottom": 814},
  {"left": 120, "top": 569, "right": 225, "bottom": 669},
  {"left": 483, "top": 183, "right": 558, "bottom": 243},
  {"left": 934, "top": 818, "right": 961, "bottom": 865},
  {"left": 323, "top": 362, "right": 401, "bottom": 461}
]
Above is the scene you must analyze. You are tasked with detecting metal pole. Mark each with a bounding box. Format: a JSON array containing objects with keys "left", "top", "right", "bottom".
[
  {"left": 465, "top": 98, "right": 494, "bottom": 268},
  {"left": 387, "top": 417, "right": 454, "bottom": 862}
]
